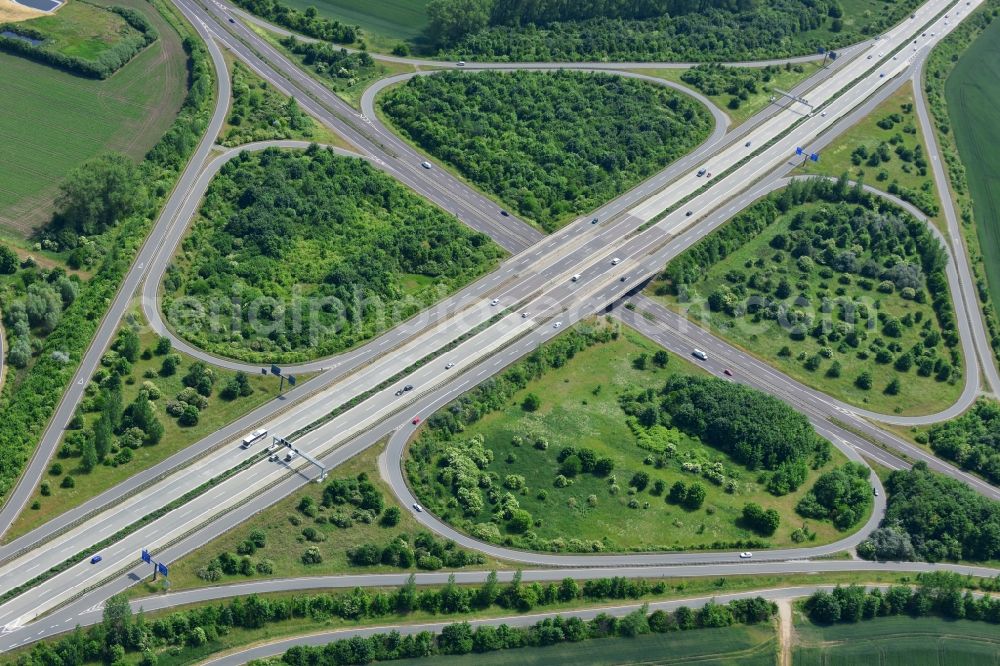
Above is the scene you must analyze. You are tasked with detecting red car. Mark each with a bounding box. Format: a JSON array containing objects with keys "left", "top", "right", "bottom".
[
  {"left": 411, "top": 416, "right": 421, "bottom": 425},
  {"left": 723, "top": 369, "right": 733, "bottom": 377}
]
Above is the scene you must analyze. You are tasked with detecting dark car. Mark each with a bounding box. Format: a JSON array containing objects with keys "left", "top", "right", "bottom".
[
  {"left": 685, "top": 210, "right": 693, "bottom": 217},
  {"left": 591, "top": 218, "right": 599, "bottom": 224},
  {"left": 228, "top": 17, "right": 235, "bottom": 23},
  {"left": 620, "top": 275, "right": 627, "bottom": 282},
  {"left": 723, "top": 369, "right": 733, "bottom": 377},
  {"left": 500, "top": 210, "right": 509, "bottom": 217},
  {"left": 404, "top": 384, "right": 414, "bottom": 392},
  {"left": 90, "top": 555, "right": 102, "bottom": 564}
]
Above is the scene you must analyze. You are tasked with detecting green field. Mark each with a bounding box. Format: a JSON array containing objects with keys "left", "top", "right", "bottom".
[
  {"left": 3, "top": 317, "right": 284, "bottom": 543},
  {"left": 12, "top": 0, "right": 139, "bottom": 61},
  {"left": 946, "top": 16, "right": 1000, "bottom": 327},
  {"left": 408, "top": 324, "right": 853, "bottom": 553},
  {"left": 275, "top": 0, "right": 430, "bottom": 47},
  {"left": 396, "top": 625, "right": 777, "bottom": 666},
  {"left": 636, "top": 64, "right": 819, "bottom": 126},
  {"left": 794, "top": 615, "right": 1000, "bottom": 665},
  {"left": 0, "top": 0, "right": 186, "bottom": 236},
  {"left": 138, "top": 438, "right": 504, "bottom": 594},
  {"left": 799, "top": 84, "right": 942, "bottom": 223},
  {"left": 649, "top": 195, "right": 963, "bottom": 416}
]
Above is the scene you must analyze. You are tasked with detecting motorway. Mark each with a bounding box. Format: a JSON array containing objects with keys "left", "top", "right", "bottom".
[{"left": 1, "top": 0, "right": 999, "bottom": 655}]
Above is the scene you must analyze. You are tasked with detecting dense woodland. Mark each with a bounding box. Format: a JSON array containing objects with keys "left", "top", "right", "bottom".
[
  {"left": 0, "top": 6, "right": 158, "bottom": 79},
  {"left": 231, "top": 0, "right": 357, "bottom": 43},
  {"left": 0, "top": 36, "right": 214, "bottom": 504},
  {"left": 381, "top": 70, "right": 712, "bottom": 232},
  {"left": 424, "top": 0, "right": 920, "bottom": 61},
  {"left": 164, "top": 147, "right": 503, "bottom": 362},
  {"left": 13, "top": 585, "right": 774, "bottom": 666},
  {"left": 924, "top": 399, "right": 1000, "bottom": 485},
  {"left": 861, "top": 464, "right": 1000, "bottom": 562}
]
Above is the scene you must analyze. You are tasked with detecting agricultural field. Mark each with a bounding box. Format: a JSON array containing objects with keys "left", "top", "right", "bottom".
[
  {"left": 407, "top": 322, "right": 857, "bottom": 554},
  {"left": 140, "top": 438, "right": 500, "bottom": 594},
  {"left": 649, "top": 182, "right": 964, "bottom": 415},
  {"left": 380, "top": 70, "right": 713, "bottom": 232},
  {"left": 793, "top": 615, "right": 1000, "bottom": 665},
  {"left": 162, "top": 147, "right": 504, "bottom": 363},
  {"left": 945, "top": 16, "right": 1000, "bottom": 325},
  {"left": 275, "top": 0, "right": 430, "bottom": 50},
  {"left": 4, "top": 316, "right": 282, "bottom": 542},
  {"left": 395, "top": 625, "right": 777, "bottom": 666},
  {"left": 799, "top": 83, "right": 942, "bottom": 222},
  {"left": 0, "top": 0, "right": 186, "bottom": 236},
  {"left": 639, "top": 63, "right": 819, "bottom": 126}
]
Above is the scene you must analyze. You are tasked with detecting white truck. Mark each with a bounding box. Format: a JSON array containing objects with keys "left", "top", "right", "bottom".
[{"left": 241, "top": 428, "right": 268, "bottom": 449}]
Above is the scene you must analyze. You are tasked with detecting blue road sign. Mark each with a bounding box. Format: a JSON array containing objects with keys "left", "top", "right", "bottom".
[
  {"left": 809, "top": 153, "right": 820, "bottom": 162},
  {"left": 795, "top": 146, "right": 804, "bottom": 156},
  {"left": 270, "top": 364, "right": 281, "bottom": 376},
  {"left": 287, "top": 375, "right": 296, "bottom": 386},
  {"left": 141, "top": 549, "right": 151, "bottom": 563},
  {"left": 817, "top": 46, "right": 826, "bottom": 54},
  {"left": 157, "top": 562, "right": 168, "bottom": 577},
  {"left": 829, "top": 51, "right": 838, "bottom": 60}
]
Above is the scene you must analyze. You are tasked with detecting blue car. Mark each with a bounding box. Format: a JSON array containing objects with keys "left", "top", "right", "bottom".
[{"left": 90, "top": 555, "right": 102, "bottom": 564}]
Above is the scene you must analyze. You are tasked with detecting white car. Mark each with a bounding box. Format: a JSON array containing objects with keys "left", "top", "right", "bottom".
[
  {"left": 421, "top": 161, "right": 431, "bottom": 169},
  {"left": 739, "top": 552, "right": 753, "bottom": 559},
  {"left": 445, "top": 362, "right": 455, "bottom": 369},
  {"left": 490, "top": 298, "right": 499, "bottom": 306},
  {"left": 571, "top": 274, "right": 581, "bottom": 282},
  {"left": 611, "top": 257, "right": 620, "bottom": 265},
  {"left": 553, "top": 321, "right": 563, "bottom": 329},
  {"left": 820, "top": 111, "right": 827, "bottom": 117},
  {"left": 521, "top": 312, "right": 529, "bottom": 318},
  {"left": 412, "top": 503, "right": 423, "bottom": 512},
  {"left": 457, "top": 61, "right": 465, "bottom": 66}
]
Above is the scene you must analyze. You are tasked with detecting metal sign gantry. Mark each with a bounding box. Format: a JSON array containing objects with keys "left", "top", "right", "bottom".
[{"left": 272, "top": 435, "right": 326, "bottom": 481}]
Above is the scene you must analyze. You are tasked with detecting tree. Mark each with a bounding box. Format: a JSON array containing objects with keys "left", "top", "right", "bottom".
[
  {"left": 0, "top": 244, "right": 17, "bottom": 274},
  {"left": 93, "top": 413, "right": 113, "bottom": 460},
  {"left": 221, "top": 371, "right": 253, "bottom": 400},
  {"left": 178, "top": 404, "right": 200, "bottom": 426},
  {"left": 439, "top": 622, "right": 474, "bottom": 654},
  {"left": 116, "top": 328, "right": 140, "bottom": 363},
  {"left": 521, "top": 393, "right": 540, "bottom": 412},
  {"left": 630, "top": 471, "right": 650, "bottom": 491},
  {"left": 425, "top": 0, "right": 491, "bottom": 46},
  {"left": 380, "top": 506, "right": 401, "bottom": 527},
  {"left": 683, "top": 483, "right": 706, "bottom": 510},
  {"left": 807, "top": 590, "right": 842, "bottom": 623},
  {"left": 154, "top": 336, "right": 172, "bottom": 355},
  {"left": 103, "top": 593, "right": 132, "bottom": 647},
  {"left": 54, "top": 153, "right": 147, "bottom": 237},
  {"left": 160, "top": 354, "right": 180, "bottom": 376},
  {"left": 80, "top": 438, "right": 99, "bottom": 473},
  {"left": 855, "top": 371, "right": 873, "bottom": 390},
  {"left": 668, "top": 481, "right": 688, "bottom": 504},
  {"left": 653, "top": 350, "right": 669, "bottom": 367},
  {"left": 508, "top": 509, "right": 532, "bottom": 533},
  {"left": 885, "top": 377, "right": 901, "bottom": 395}
]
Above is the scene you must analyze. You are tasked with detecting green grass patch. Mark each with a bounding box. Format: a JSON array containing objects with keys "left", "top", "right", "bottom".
[
  {"left": 793, "top": 615, "right": 1000, "bottom": 665},
  {"left": 649, "top": 186, "right": 963, "bottom": 416},
  {"left": 10, "top": 0, "right": 140, "bottom": 61},
  {"left": 395, "top": 625, "right": 777, "bottom": 666},
  {"left": 0, "top": 0, "right": 186, "bottom": 236},
  {"left": 274, "top": 0, "right": 431, "bottom": 50},
  {"left": 636, "top": 63, "right": 819, "bottom": 126},
  {"left": 136, "top": 437, "right": 505, "bottom": 595},
  {"left": 379, "top": 70, "right": 713, "bottom": 233},
  {"left": 798, "top": 83, "right": 942, "bottom": 222},
  {"left": 4, "top": 316, "right": 285, "bottom": 542},
  {"left": 409, "top": 322, "right": 855, "bottom": 553},
  {"left": 945, "top": 14, "right": 1000, "bottom": 332}
]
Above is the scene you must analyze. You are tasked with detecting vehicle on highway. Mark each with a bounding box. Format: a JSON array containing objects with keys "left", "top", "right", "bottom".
[
  {"left": 413, "top": 503, "right": 423, "bottom": 512},
  {"left": 692, "top": 349, "right": 708, "bottom": 360},
  {"left": 421, "top": 161, "right": 431, "bottom": 169},
  {"left": 457, "top": 61, "right": 465, "bottom": 66},
  {"left": 285, "top": 453, "right": 293, "bottom": 462},
  {"left": 820, "top": 111, "right": 827, "bottom": 116},
  {"left": 403, "top": 384, "right": 414, "bottom": 392},
  {"left": 880, "top": 72, "right": 885, "bottom": 78},
  {"left": 90, "top": 555, "right": 102, "bottom": 564},
  {"left": 745, "top": 141, "right": 752, "bottom": 147},
  {"left": 571, "top": 274, "right": 581, "bottom": 282},
  {"left": 500, "top": 210, "right": 509, "bottom": 216},
  {"left": 228, "top": 16, "right": 235, "bottom": 23},
  {"left": 521, "top": 312, "right": 529, "bottom": 318},
  {"left": 553, "top": 321, "right": 563, "bottom": 329},
  {"left": 685, "top": 210, "right": 693, "bottom": 217},
  {"left": 611, "top": 257, "right": 620, "bottom": 265},
  {"left": 591, "top": 217, "right": 599, "bottom": 224},
  {"left": 445, "top": 362, "right": 455, "bottom": 369},
  {"left": 706, "top": 172, "right": 712, "bottom": 178},
  {"left": 240, "top": 428, "right": 268, "bottom": 449},
  {"left": 874, "top": 486, "right": 879, "bottom": 496},
  {"left": 867, "top": 54, "right": 873, "bottom": 59},
  {"left": 395, "top": 389, "right": 404, "bottom": 396},
  {"left": 696, "top": 168, "right": 706, "bottom": 177},
  {"left": 723, "top": 368, "right": 733, "bottom": 376},
  {"left": 491, "top": 298, "right": 500, "bottom": 306},
  {"left": 620, "top": 275, "right": 628, "bottom": 282},
  {"left": 739, "top": 552, "right": 753, "bottom": 559},
  {"left": 412, "top": 416, "right": 421, "bottom": 425}
]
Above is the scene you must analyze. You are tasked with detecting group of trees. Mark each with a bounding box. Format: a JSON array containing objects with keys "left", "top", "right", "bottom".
[
  {"left": 794, "top": 462, "right": 872, "bottom": 530},
  {"left": 278, "top": 36, "right": 379, "bottom": 93},
  {"left": 859, "top": 464, "right": 1000, "bottom": 562},
  {"left": 221, "top": 62, "right": 315, "bottom": 147},
  {"left": 164, "top": 146, "right": 503, "bottom": 363},
  {"left": 627, "top": 375, "right": 826, "bottom": 471},
  {"left": 230, "top": 0, "right": 357, "bottom": 43},
  {"left": 662, "top": 176, "right": 961, "bottom": 395},
  {"left": 0, "top": 35, "right": 215, "bottom": 505},
  {"left": 2, "top": 265, "right": 79, "bottom": 369},
  {"left": 0, "top": 5, "right": 158, "bottom": 79},
  {"left": 680, "top": 62, "right": 807, "bottom": 111},
  {"left": 347, "top": 532, "right": 486, "bottom": 571},
  {"left": 805, "top": 573, "right": 1000, "bottom": 625},
  {"left": 380, "top": 70, "right": 711, "bottom": 232},
  {"left": 924, "top": 399, "right": 1000, "bottom": 485},
  {"left": 423, "top": 0, "right": 916, "bottom": 62}
]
